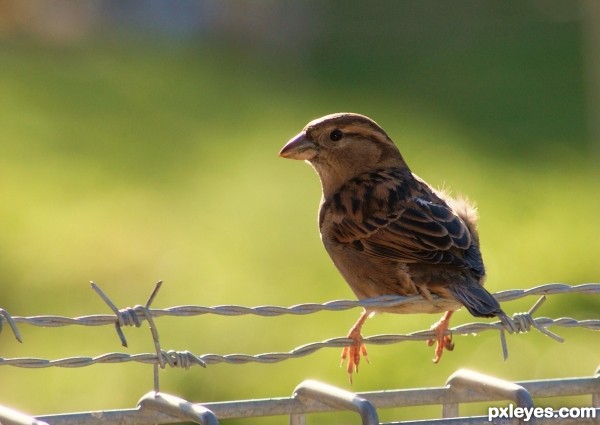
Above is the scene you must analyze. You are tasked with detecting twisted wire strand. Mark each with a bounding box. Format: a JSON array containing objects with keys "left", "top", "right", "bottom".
[
  {"left": 0, "top": 350, "right": 206, "bottom": 369},
  {"left": 2, "top": 283, "right": 598, "bottom": 333},
  {"left": 0, "top": 316, "right": 597, "bottom": 369}
]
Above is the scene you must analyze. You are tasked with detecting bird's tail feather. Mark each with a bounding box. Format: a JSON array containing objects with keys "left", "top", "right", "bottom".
[{"left": 447, "top": 282, "right": 504, "bottom": 318}]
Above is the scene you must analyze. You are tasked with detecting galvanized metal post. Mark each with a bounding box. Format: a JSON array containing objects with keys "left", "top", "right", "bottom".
[
  {"left": 0, "top": 405, "right": 49, "bottom": 425},
  {"left": 446, "top": 369, "right": 535, "bottom": 425},
  {"left": 293, "top": 380, "right": 379, "bottom": 425},
  {"left": 593, "top": 365, "right": 600, "bottom": 407},
  {"left": 137, "top": 391, "right": 219, "bottom": 425}
]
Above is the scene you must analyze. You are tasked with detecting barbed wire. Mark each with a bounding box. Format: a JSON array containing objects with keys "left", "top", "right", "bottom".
[
  {"left": 1, "top": 282, "right": 598, "bottom": 333},
  {"left": 0, "top": 315, "right": 597, "bottom": 370},
  {"left": 0, "top": 282, "right": 598, "bottom": 391}
]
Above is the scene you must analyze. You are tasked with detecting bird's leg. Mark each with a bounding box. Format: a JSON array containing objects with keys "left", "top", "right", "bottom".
[
  {"left": 427, "top": 310, "right": 455, "bottom": 363},
  {"left": 341, "top": 310, "right": 370, "bottom": 381}
]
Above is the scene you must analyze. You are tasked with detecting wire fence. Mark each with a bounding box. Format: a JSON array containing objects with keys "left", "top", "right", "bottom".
[
  {"left": 6, "top": 367, "right": 600, "bottom": 425},
  {"left": 0, "top": 282, "right": 598, "bottom": 424}
]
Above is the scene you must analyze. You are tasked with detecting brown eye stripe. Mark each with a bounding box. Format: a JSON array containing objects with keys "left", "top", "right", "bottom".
[
  {"left": 342, "top": 117, "right": 387, "bottom": 132},
  {"left": 342, "top": 132, "right": 388, "bottom": 146}
]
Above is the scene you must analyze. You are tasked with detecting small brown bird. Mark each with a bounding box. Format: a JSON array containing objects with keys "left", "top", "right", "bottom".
[{"left": 279, "top": 113, "right": 508, "bottom": 379}]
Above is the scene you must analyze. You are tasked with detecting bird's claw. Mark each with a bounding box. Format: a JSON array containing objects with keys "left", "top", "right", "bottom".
[
  {"left": 341, "top": 334, "right": 368, "bottom": 383},
  {"left": 427, "top": 311, "right": 454, "bottom": 363},
  {"left": 427, "top": 333, "right": 454, "bottom": 363}
]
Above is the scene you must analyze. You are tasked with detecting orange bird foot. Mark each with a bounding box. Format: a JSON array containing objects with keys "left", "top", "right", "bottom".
[
  {"left": 427, "top": 311, "right": 455, "bottom": 363},
  {"left": 341, "top": 331, "right": 369, "bottom": 376},
  {"left": 341, "top": 311, "right": 370, "bottom": 383}
]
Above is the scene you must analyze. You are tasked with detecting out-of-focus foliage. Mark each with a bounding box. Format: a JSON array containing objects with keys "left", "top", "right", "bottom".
[{"left": 0, "top": 1, "right": 598, "bottom": 423}]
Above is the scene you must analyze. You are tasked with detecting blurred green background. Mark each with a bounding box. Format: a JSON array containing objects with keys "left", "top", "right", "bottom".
[{"left": 0, "top": 0, "right": 598, "bottom": 423}]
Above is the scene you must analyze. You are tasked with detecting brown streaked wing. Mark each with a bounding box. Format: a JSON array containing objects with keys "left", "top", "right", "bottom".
[{"left": 328, "top": 169, "right": 476, "bottom": 270}]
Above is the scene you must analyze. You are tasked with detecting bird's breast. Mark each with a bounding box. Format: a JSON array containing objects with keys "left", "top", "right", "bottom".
[{"left": 322, "top": 237, "right": 415, "bottom": 298}]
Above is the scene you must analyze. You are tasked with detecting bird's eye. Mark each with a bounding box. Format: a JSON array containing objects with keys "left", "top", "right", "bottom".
[{"left": 329, "top": 129, "right": 343, "bottom": 141}]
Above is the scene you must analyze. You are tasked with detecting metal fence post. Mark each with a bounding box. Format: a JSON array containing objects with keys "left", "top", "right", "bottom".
[
  {"left": 293, "top": 380, "right": 379, "bottom": 425},
  {"left": 446, "top": 369, "right": 535, "bottom": 425}
]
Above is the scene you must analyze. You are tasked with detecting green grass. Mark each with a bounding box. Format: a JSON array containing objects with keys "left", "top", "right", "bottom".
[{"left": 0, "top": 35, "right": 598, "bottom": 423}]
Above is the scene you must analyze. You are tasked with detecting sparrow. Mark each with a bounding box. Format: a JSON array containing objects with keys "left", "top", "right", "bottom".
[{"left": 279, "top": 112, "right": 509, "bottom": 379}]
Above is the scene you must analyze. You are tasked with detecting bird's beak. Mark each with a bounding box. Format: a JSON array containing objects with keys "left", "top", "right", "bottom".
[{"left": 279, "top": 132, "right": 318, "bottom": 160}]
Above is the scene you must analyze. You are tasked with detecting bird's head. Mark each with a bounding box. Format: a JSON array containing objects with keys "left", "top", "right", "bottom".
[{"left": 279, "top": 113, "right": 407, "bottom": 198}]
